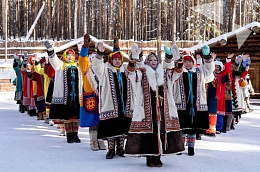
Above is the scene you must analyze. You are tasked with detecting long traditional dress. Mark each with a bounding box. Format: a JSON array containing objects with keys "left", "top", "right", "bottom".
[
  {"left": 174, "top": 58, "right": 215, "bottom": 134},
  {"left": 125, "top": 62, "right": 184, "bottom": 156},
  {"left": 92, "top": 52, "right": 134, "bottom": 140},
  {"left": 207, "top": 59, "right": 231, "bottom": 133},
  {"left": 231, "top": 63, "right": 249, "bottom": 123},
  {"left": 223, "top": 74, "right": 233, "bottom": 132},
  {"left": 26, "top": 71, "right": 46, "bottom": 114},
  {"left": 13, "top": 63, "right": 23, "bottom": 104},
  {"left": 21, "top": 63, "right": 36, "bottom": 114},
  {"left": 48, "top": 51, "right": 82, "bottom": 121}
]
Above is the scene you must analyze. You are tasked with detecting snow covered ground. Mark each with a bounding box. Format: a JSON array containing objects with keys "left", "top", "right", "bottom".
[{"left": 0, "top": 91, "right": 260, "bottom": 172}]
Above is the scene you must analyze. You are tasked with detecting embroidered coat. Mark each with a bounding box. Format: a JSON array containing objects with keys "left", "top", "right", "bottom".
[
  {"left": 173, "top": 58, "right": 215, "bottom": 131},
  {"left": 130, "top": 63, "right": 181, "bottom": 133},
  {"left": 34, "top": 63, "right": 51, "bottom": 99},
  {"left": 92, "top": 53, "right": 136, "bottom": 139},
  {"left": 125, "top": 61, "right": 184, "bottom": 156},
  {"left": 49, "top": 53, "right": 82, "bottom": 105},
  {"left": 92, "top": 54, "right": 135, "bottom": 121},
  {"left": 13, "top": 65, "right": 23, "bottom": 102},
  {"left": 232, "top": 66, "right": 248, "bottom": 110},
  {"left": 48, "top": 53, "right": 82, "bottom": 120},
  {"left": 26, "top": 71, "right": 46, "bottom": 112},
  {"left": 173, "top": 58, "right": 215, "bottom": 112},
  {"left": 21, "top": 65, "right": 35, "bottom": 107}
]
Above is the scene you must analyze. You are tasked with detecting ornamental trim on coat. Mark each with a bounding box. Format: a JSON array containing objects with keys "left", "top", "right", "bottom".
[
  {"left": 125, "top": 72, "right": 133, "bottom": 118},
  {"left": 196, "top": 68, "right": 208, "bottom": 111},
  {"left": 63, "top": 66, "right": 68, "bottom": 105},
  {"left": 52, "top": 65, "right": 82, "bottom": 105},
  {"left": 176, "top": 69, "right": 207, "bottom": 111},
  {"left": 14, "top": 91, "right": 22, "bottom": 101},
  {"left": 99, "top": 68, "right": 119, "bottom": 120},
  {"left": 130, "top": 68, "right": 153, "bottom": 133},
  {"left": 176, "top": 75, "right": 186, "bottom": 110},
  {"left": 164, "top": 69, "right": 180, "bottom": 131}
]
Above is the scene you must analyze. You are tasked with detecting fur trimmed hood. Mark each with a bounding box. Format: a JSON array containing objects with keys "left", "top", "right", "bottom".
[{"left": 144, "top": 64, "right": 164, "bottom": 91}]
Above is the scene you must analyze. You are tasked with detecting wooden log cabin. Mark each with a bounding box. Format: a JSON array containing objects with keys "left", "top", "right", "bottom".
[{"left": 187, "top": 22, "right": 260, "bottom": 96}]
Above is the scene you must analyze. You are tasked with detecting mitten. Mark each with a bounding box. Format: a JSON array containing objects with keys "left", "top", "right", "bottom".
[
  {"left": 113, "top": 36, "right": 120, "bottom": 51},
  {"left": 14, "top": 53, "right": 19, "bottom": 60},
  {"left": 235, "top": 55, "right": 243, "bottom": 65},
  {"left": 172, "top": 44, "right": 180, "bottom": 61},
  {"left": 131, "top": 43, "right": 142, "bottom": 60},
  {"left": 44, "top": 40, "right": 54, "bottom": 56},
  {"left": 242, "top": 58, "right": 251, "bottom": 67},
  {"left": 77, "top": 41, "right": 83, "bottom": 52},
  {"left": 164, "top": 45, "right": 173, "bottom": 59},
  {"left": 22, "top": 52, "right": 28, "bottom": 68},
  {"left": 83, "top": 34, "right": 91, "bottom": 48},
  {"left": 23, "top": 51, "right": 28, "bottom": 61},
  {"left": 202, "top": 45, "right": 211, "bottom": 59}
]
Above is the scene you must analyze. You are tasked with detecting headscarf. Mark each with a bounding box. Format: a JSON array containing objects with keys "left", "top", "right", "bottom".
[
  {"left": 62, "top": 49, "right": 77, "bottom": 66},
  {"left": 146, "top": 52, "right": 159, "bottom": 70},
  {"left": 214, "top": 59, "right": 224, "bottom": 72},
  {"left": 108, "top": 51, "right": 124, "bottom": 70},
  {"left": 182, "top": 50, "right": 195, "bottom": 63}
]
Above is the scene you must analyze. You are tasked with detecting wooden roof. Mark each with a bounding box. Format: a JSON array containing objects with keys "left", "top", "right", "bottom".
[
  {"left": 189, "top": 22, "right": 260, "bottom": 61},
  {"left": 188, "top": 22, "right": 260, "bottom": 94}
]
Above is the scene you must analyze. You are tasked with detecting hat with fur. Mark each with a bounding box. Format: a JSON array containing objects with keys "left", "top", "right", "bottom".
[
  {"left": 182, "top": 50, "right": 195, "bottom": 63},
  {"left": 214, "top": 58, "right": 224, "bottom": 71},
  {"left": 146, "top": 52, "right": 159, "bottom": 70},
  {"left": 108, "top": 51, "right": 124, "bottom": 67}
]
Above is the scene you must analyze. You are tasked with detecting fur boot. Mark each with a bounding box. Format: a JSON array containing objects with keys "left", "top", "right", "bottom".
[
  {"left": 116, "top": 136, "right": 125, "bottom": 157},
  {"left": 106, "top": 138, "right": 115, "bottom": 159},
  {"left": 89, "top": 130, "right": 98, "bottom": 151}
]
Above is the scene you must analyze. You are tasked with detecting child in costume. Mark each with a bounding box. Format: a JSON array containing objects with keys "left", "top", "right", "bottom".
[
  {"left": 173, "top": 45, "right": 215, "bottom": 156},
  {"left": 206, "top": 54, "right": 233, "bottom": 135},
  {"left": 92, "top": 37, "right": 134, "bottom": 159}
]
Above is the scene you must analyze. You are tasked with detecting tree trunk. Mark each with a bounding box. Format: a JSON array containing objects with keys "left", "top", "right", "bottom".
[
  {"left": 157, "top": 0, "right": 162, "bottom": 62},
  {"left": 172, "top": 0, "right": 177, "bottom": 42},
  {"left": 194, "top": 0, "right": 200, "bottom": 40},
  {"left": 68, "top": 0, "right": 71, "bottom": 39},
  {"left": 78, "top": 0, "right": 82, "bottom": 37},
  {"left": 2, "top": 0, "right": 6, "bottom": 40},
  {"left": 186, "top": 0, "right": 190, "bottom": 40},
  {"left": 228, "top": 0, "right": 237, "bottom": 32},
  {"left": 103, "top": 0, "right": 107, "bottom": 39},
  {"left": 99, "top": 0, "right": 102, "bottom": 38},
  {"left": 74, "top": 0, "right": 78, "bottom": 39},
  {"left": 108, "top": 0, "right": 114, "bottom": 39}
]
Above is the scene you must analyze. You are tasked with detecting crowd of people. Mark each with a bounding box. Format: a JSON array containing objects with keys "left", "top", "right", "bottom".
[{"left": 12, "top": 34, "right": 255, "bottom": 167}]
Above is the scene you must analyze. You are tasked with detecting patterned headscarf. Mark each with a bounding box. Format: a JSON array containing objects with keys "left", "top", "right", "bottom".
[
  {"left": 146, "top": 52, "right": 159, "bottom": 70},
  {"left": 108, "top": 51, "right": 124, "bottom": 69},
  {"left": 62, "top": 49, "right": 76, "bottom": 64}
]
